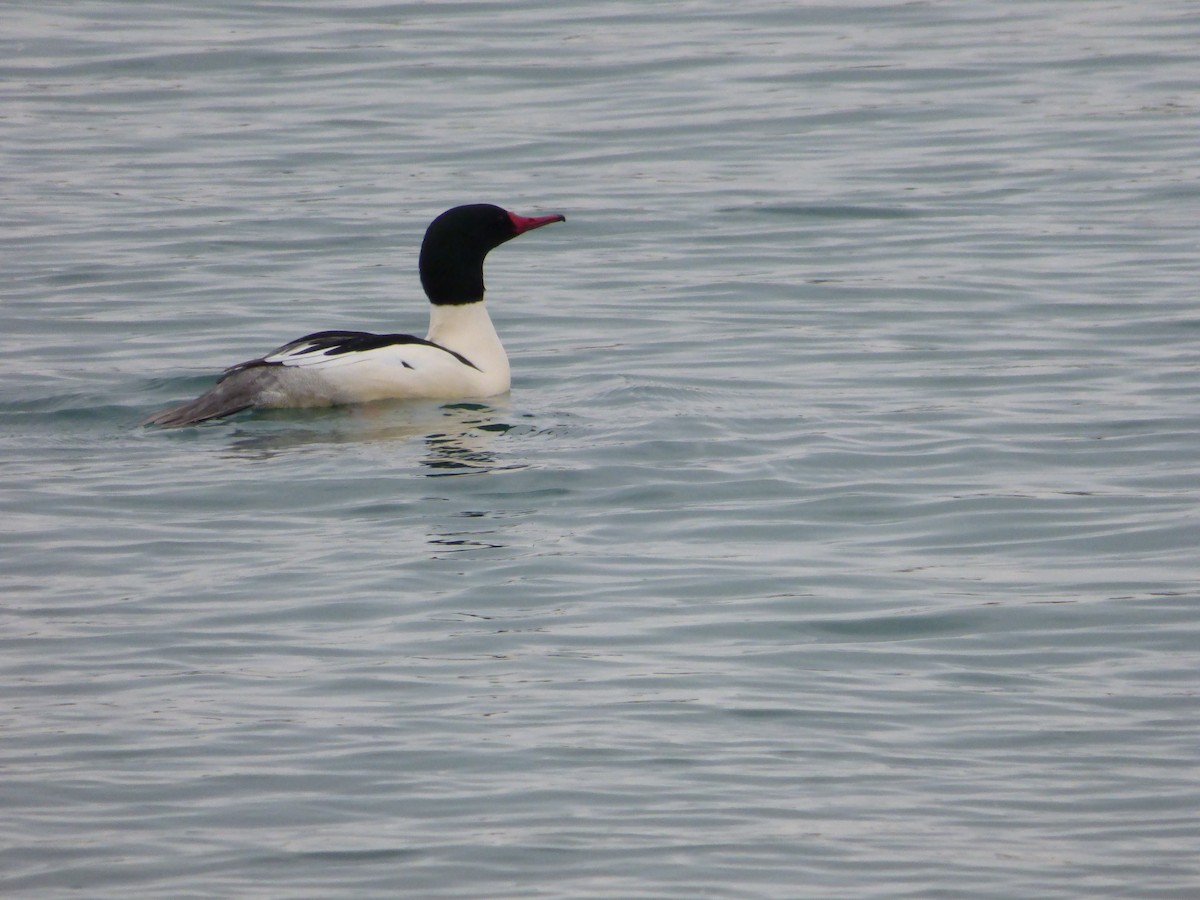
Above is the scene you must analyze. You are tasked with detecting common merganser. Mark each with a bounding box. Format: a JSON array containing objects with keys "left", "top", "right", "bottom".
[{"left": 145, "top": 203, "right": 565, "bottom": 427}]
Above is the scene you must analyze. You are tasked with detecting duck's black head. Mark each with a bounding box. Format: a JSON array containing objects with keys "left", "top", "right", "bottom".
[{"left": 419, "top": 203, "right": 566, "bottom": 305}]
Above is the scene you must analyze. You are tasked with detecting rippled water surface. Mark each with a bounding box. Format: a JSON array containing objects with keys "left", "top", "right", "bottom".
[{"left": 3, "top": 2, "right": 1199, "bottom": 897}]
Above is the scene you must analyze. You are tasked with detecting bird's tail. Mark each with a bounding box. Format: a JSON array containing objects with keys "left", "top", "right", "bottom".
[{"left": 143, "top": 370, "right": 267, "bottom": 427}]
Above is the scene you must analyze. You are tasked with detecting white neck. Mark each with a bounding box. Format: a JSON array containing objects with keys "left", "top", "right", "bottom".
[{"left": 425, "top": 300, "right": 510, "bottom": 385}]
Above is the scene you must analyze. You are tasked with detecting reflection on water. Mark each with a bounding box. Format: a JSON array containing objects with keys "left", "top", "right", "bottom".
[
  {"left": 418, "top": 402, "right": 527, "bottom": 478},
  {"left": 427, "top": 509, "right": 507, "bottom": 556},
  {"left": 199, "top": 399, "right": 540, "bottom": 559},
  {"left": 217, "top": 399, "right": 528, "bottom": 476}
]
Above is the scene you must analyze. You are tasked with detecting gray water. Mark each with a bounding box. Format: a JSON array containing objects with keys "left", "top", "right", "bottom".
[{"left": 3, "top": 2, "right": 1199, "bottom": 897}]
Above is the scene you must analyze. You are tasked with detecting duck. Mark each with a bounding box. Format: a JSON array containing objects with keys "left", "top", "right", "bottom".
[{"left": 144, "top": 203, "right": 565, "bottom": 427}]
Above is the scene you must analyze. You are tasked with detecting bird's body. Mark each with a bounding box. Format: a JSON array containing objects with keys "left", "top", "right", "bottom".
[{"left": 145, "top": 204, "right": 564, "bottom": 427}]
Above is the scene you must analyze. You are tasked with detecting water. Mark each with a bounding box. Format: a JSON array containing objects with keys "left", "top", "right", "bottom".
[{"left": 3, "top": 1, "right": 1199, "bottom": 897}]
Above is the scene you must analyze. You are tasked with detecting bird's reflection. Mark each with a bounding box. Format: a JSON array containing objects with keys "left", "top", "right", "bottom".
[
  {"left": 219, "top": 399, "right": 528, "bottom": 477},
  {"left": 427, "top": 509, "right": 508, "bottom": 556}
]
